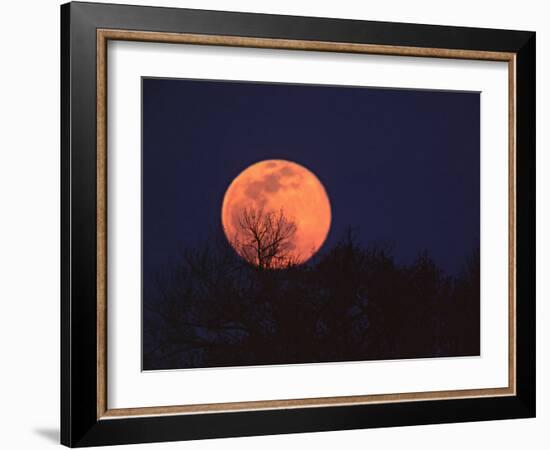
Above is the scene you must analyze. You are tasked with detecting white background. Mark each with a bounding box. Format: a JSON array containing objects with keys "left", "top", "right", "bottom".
[
  {"left": 109, "top": 42, "right": 509, "bottom": 408},
  {"left": 0, "top": 0, "right": 547, "bottom": 449}
]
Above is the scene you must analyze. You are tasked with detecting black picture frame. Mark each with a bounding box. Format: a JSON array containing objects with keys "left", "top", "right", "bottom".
[{"left": 61, "top": 1, "right": 535, "bottom": 447}]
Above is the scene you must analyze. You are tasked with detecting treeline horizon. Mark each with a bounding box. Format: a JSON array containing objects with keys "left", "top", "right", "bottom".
[{"left": 143, "top": 227, "right": 480, "bottom": 371}]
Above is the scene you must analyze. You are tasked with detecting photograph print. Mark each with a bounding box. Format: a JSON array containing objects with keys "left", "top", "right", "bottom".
[{"left": 142, "top": 78, "right": 480, "bottom": 371}]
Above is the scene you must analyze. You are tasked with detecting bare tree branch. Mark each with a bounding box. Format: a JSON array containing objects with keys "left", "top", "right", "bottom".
[{"left": 233, "top": 206, "right": 298, "bottom": 269}]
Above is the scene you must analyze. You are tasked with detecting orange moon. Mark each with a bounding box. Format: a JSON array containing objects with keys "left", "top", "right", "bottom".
[{"left": 221, "top": 160, "right": 331, "bottom": 267}]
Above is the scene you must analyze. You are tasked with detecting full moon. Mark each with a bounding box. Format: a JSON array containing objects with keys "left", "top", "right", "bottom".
[{"left": 221, "top": 159, "right": 331, "bottom": 268}]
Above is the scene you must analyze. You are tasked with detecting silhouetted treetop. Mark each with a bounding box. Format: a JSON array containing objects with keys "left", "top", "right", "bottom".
[{"left": 232, "top": 206, "right": 298, "bottom": 269}]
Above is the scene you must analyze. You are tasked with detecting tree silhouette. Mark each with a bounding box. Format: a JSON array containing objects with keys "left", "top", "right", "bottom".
[
  {"left": 233, "top": 206, "right": 298, "bottom": 269},
  {"left": 143, "top": 227, "right": 480, "bottom": 370}
]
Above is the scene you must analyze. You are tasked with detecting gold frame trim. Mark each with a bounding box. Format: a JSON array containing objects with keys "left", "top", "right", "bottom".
[{"left": 96, "top": 29, "right": 517, "bottom": 420}]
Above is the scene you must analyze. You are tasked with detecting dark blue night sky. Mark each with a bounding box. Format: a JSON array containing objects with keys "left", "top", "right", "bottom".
[{"left": 142, "top": 78, "right": 479, "bottom": 288}]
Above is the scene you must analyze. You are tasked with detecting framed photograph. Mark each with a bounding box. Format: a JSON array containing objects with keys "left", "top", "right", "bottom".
[{"left": 61, "top": 1, "right": 536, "bottom": 447}]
